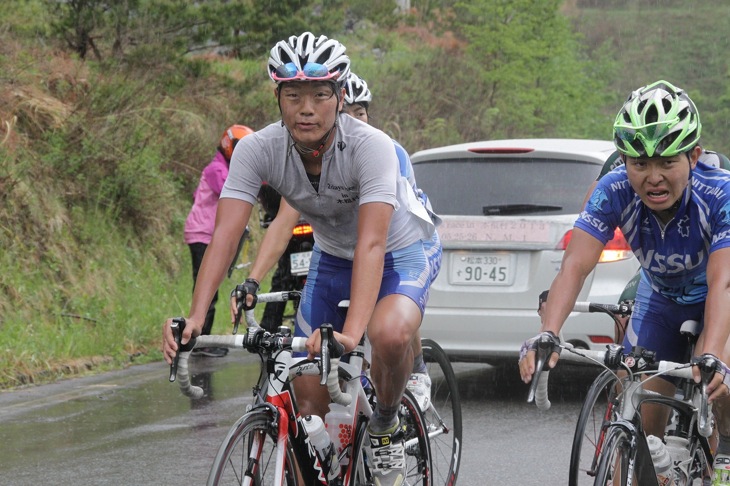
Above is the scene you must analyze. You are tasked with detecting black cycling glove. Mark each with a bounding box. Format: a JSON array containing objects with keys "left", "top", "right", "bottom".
[{"left": 233, "top": 278, "right": 260, "bottom": 311}]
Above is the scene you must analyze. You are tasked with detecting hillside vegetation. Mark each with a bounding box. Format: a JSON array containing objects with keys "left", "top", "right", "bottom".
[{"left": 1, "top": 0, "right": 729, "bottom": 388}]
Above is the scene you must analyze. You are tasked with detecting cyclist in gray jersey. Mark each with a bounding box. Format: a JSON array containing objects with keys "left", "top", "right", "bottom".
[
  {"left": 163, "top": 32, "right": 438, "bottom": 486},
  {"left": 340, "top": 71, "right": 443, "bottom": 413}
]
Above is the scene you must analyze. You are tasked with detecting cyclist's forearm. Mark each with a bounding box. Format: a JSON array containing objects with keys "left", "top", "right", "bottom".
[
  {"left": 541, "top": 272, "right": 584, "bottom": 335},
  {"left": 248, "top": 219, "right": 294, "bottom": 281},
  {"left": 190, "top": 199, "right": 252, "bottom": 323},
  {"left": 249, "top": 200, "right": 301, "bottom": 281},
  {"left": 190, "top": 234, "right": 240, "bottom": 322},
  {"left": 541, "top": 230, "right": 602, "bottom": 335},
  {"left": 341, "top": 203, "right": 390, "bottom": 346},
  {"left": 344, "top": 243, "right": 384, "bottom": 345},
  {"left": 702, "top": 248, "right": 730, "bottom": 357}
]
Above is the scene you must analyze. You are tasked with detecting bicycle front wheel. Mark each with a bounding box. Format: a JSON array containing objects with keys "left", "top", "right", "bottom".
[
  {"left": 421, "top": 338, "right": 462, "bottom": 486},
  {"left": 208, "top": 410, "right": 298, "bottom": 486},
  {"left": 593, "top": 426, "right": 633, "bottom": 486},
  {"left": 570, "top": 369, "right": 620, "bottom": 486},
  {"left": 687, "top": 435, "right": 712, "bottom": 485}
]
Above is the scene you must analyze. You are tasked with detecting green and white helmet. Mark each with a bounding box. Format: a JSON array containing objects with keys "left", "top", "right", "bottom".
[{"left": 613, "top": 80, "right": 701, "bottom": 158}]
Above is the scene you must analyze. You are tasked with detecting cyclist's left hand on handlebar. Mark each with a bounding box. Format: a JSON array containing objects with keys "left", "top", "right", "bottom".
[
  {"left": 305, "top": 329, "right": 357, "bottom": 360},
  {"left": 692, "top": 353, "right": 730, "bottom": 402},
  {"left": 518, "top": 331, "right": 561, "bottom": 384},
  {"left": 230, "top": 278, "right": 259, "bottom": 322}
]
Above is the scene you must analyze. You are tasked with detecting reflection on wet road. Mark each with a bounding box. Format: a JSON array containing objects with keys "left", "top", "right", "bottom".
[{"left": 0, "top": 353, "right": 601, "bottom": 485}]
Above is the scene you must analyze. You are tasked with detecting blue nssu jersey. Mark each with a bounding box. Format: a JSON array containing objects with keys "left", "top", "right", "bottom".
[{"left": 577, "top": 162, "right": 730, "bottom": 304}]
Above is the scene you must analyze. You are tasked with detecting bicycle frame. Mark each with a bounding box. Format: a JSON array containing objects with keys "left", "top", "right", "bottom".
[
  {"left": 255, "top": 336, "right": 373, "bottom": 486},
  {"left": 173, "top": 292, "right": 434, "bottom": 486},
  {"left": 529, "top": 335, "right": 716, "bottom": 486},
  {"left": 595, "top": 375, "right": 713, "bottom": 485}
]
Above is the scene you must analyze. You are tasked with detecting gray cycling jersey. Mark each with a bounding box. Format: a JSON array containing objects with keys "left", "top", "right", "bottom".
[{"left": 221, "top": 114, "right": 431, "bottom": 259}]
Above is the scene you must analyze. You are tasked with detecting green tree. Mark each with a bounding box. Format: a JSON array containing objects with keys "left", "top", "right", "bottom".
[{"left": 453, "top": 0, "right": 614, "bottom": 139}]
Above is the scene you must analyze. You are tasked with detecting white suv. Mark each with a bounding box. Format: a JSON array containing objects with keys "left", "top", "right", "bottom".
[{"left": 411, "top": 139, "right": 638, "bottom": 364}]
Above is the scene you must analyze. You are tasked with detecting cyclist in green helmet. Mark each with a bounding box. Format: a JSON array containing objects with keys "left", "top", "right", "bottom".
[{"left": 521, "top": 80, "right": 730, "bottom": 485}]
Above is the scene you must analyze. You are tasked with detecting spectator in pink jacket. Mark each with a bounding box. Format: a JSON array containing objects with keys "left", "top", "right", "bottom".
[{"left": 184, "top": 124, "right": 254, "bottom": 357}]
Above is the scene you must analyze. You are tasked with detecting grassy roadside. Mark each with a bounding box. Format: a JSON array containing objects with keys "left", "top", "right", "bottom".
[{"left": 0, "top": 220, "right": 268, "bottom": 390}]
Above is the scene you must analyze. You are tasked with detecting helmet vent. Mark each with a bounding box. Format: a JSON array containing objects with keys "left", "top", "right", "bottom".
[{"left": 644, "top": 104, "right": 658, "bottom": 124}]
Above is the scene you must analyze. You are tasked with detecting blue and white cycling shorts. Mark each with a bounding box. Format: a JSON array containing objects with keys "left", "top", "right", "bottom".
[
  {"left": 623, "top": 273, "right": 704, "bottom": 365},
  {"left": 295, "top": 236, "right": 442, "bottom": 341}
]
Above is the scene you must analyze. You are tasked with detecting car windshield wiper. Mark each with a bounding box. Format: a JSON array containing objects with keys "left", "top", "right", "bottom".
[{"left": 482, "top": 204, "right": 563, "bottom": 216}]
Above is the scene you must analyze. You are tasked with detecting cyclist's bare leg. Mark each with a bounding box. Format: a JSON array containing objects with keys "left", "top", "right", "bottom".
[
  {"left": 368, "top": 294, "right": 422, "bottom": 421},
  {"left": 293, "top": 375, "right": 332, "bottom": 419},
  {"left": 411, "top": 332, "right": 423, "bottom": 363},
  {"left": 639, "top": 376, "right": 675, "bottom": 438}
]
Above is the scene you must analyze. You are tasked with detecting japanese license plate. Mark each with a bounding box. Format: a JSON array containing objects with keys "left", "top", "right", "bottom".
[
  {"left": 449, "top": 252, "right": 515, "bottom": 286},
  {"left": 290, "top": 251, "right": 312, "bottom": 276}
]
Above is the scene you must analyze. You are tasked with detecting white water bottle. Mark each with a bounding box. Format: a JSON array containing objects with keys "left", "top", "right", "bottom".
[
  {"left": 303, "top": 415, "right": 340, "bottom": 482},
  {"left": 647, "top": 434, "right": 674, "bottom": 486},
  {"left": 664, "top": 435, "right": 690, "bottom": 485},
  {"left": 326, "top": 403, "right": 353, "bottom": 466}
]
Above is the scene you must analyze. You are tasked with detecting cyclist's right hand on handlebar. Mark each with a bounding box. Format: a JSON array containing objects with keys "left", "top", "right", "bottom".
[
  {"left": 518, "top": 331, "right": 561, "bottom": 384},
  {"left": 692, "top": 353, "right": 730, "bottom": 402}
]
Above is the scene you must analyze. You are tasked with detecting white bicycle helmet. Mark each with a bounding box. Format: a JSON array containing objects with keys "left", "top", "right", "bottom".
[
  {"left": 268, "top": 32, "right": 350, "bottom": 86},
  {"left": 344, "top": 72, "right": 372, "bottom": 105}
]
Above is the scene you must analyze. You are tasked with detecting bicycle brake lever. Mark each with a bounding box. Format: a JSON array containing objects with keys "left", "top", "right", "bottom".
[
  {"left": 697, "top": 355, "right": 717, "bottom": 396},
  {"left": 232, "top": 286, "right": 245, "bottom": 335},
  {"left": 169, "top": 317, "right": 186, "bottom": 382},
  {"left": 320, "top": 324, "right": 332, "bottom": 386},
  {"left": 527, "top": 335, "right": 555, "bottom": 403}
]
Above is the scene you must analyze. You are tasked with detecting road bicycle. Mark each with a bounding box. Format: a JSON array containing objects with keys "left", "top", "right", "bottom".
[
  {"left": 169, "top": 290, "right": 461, "bottom": 485},
  {"left": 565, "top": 301, "right": 634, "bottom": 486},
  {"left": 527, "top": 312, "right": 717, "bottom": 486}
]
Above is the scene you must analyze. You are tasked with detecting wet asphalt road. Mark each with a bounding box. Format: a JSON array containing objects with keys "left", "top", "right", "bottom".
[{"left": 0, "top": 353, "right": 600, "bottom": 485}]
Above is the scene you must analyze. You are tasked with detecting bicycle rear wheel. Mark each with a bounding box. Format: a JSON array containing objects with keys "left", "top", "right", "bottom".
[
  {"left": 569, "top": 369, "right": 620, "bottom": 486},
  {"left": 208, "top": 410, "right": 298, "bottom": 486},
  {"left": 421, "top": 338, "right": 462, "bottom": 486},
  {"left": 593, "top": 426, "right": 633, "bottom": 486}
]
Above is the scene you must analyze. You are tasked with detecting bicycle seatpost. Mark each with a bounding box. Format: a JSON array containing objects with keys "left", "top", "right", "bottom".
[
  {"left": 527, "top": 334, "right": 556, "bottom": 404},
  {"left": 169, "top": 317, "right": 186, "bottom": 382}
]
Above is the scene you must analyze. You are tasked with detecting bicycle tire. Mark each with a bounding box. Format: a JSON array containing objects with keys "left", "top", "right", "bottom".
[
  {"left": 352, "top": 389, "right": 432, "bottom": 485},
  {"left": 592, "top": 426, "right": 633, "bottom": 486},
  {"left": 208, "top": 410, "right": 299, "bottom": 486},
  {"left": 687, "top": 434, "right": 712, "bottom": 484},
  {"left": 349, "top": 415, "right": 372, "bottom": 485},
  {"left": 569, "top": 369, "right": 620, "bottom": 486},
  {"left": 421, "top": 338, "right": 462, "bottom": 486}
]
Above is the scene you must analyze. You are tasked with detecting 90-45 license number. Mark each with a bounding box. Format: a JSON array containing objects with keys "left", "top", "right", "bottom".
[{"left": 449, "top": 252, "right": 515, "bottom": 286}]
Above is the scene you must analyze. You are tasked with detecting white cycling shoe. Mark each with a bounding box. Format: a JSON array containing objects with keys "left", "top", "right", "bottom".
[
  {"left": 713, "top": 453, "right": 730, "bottom": 485},
  {"left": 366, "top": 421, "right": 406, "bottom": 486},
  {"left": 406, "top": 372, "right": 431, "bottom": 412}
]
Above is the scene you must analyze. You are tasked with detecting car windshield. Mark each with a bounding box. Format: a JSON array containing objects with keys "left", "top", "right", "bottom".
[{"left": 413, "top": 157, "right": 599, "bottom": 216}]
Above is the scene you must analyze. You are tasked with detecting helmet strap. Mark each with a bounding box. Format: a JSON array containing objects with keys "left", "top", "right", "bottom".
[
  {"left": 294, "top": 122, "right": 336, "bottom": 158},
  {"left": 276, "top": 83, "right": 341, "bottom": 159}
]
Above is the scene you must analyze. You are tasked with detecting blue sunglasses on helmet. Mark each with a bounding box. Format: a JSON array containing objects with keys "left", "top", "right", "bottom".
[{"left": 272, "top": 62, "right": 339, "bottom": 82}]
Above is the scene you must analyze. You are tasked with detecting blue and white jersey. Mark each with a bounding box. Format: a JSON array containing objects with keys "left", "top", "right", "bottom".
[{"left": 577, "top": 161, "right": 730, "bottom": 304}]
